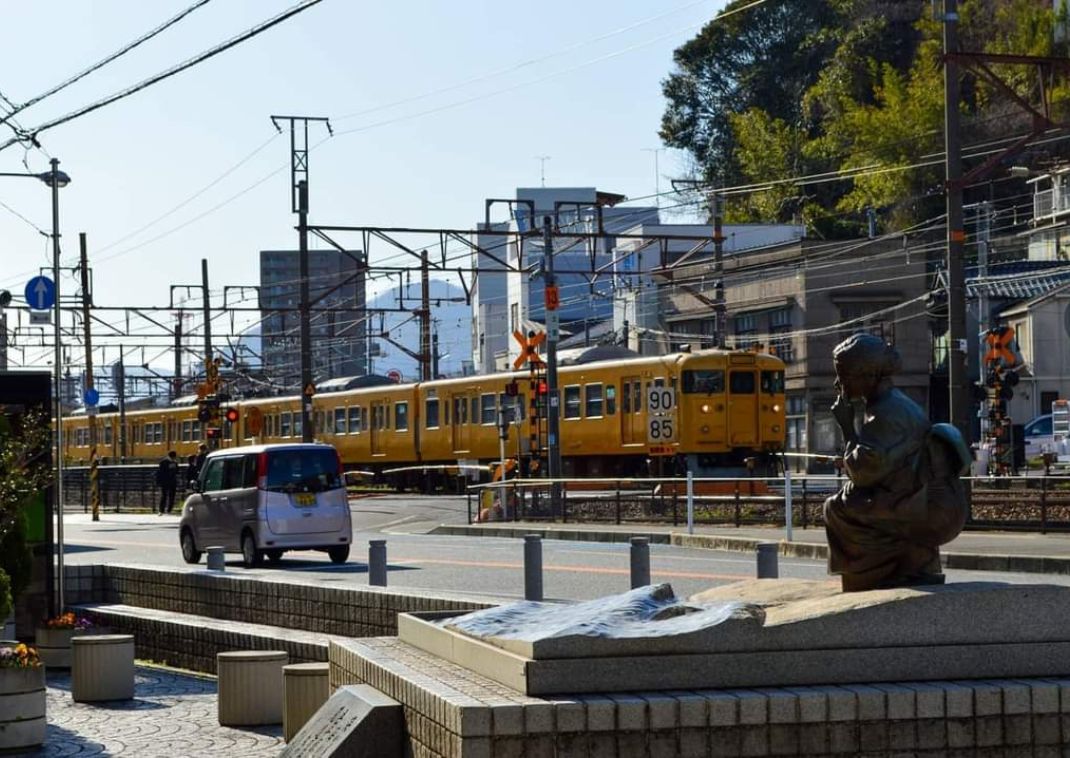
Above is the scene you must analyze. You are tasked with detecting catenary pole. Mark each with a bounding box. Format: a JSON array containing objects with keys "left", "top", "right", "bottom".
[
  {"left": 298, "top": 179, "right": 313, "bottom": 442},
  {"left": 79, "top": 233, "right": 99, "bottom": 522},
  {"left": 543, "top": 216, "right": 563, "bottom": 514},
  {"left": 944, "top": 0, "right": 969, "bottom": 438}
]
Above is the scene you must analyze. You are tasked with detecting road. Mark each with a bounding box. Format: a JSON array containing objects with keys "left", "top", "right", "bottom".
[{"left": 60, "top": 495, "right": 1070, "bottom": 603}]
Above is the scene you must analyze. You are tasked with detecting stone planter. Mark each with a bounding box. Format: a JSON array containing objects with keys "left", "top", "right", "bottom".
[
  {"left": 0, "top": 663, "right": 46, "bottom": 752},
  {"left": 36, "top": 626, "right": 107, "bottom": 670},
  {"left": 71, "top": 634, "right": 135, "bottom": 702}
]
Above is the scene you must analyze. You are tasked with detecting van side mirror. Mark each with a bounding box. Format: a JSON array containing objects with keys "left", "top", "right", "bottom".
[{"left": 188, "top": 479, "right": 201, "bottom": 493}]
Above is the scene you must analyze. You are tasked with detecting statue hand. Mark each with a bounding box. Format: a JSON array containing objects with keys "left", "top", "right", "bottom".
[{"left": 831, "top": 395, "right": 855, "bottom": 433}]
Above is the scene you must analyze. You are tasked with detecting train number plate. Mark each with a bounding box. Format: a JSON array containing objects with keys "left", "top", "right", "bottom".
[{"left": 293, "top": 493, "right": 316, "bottom": 507}]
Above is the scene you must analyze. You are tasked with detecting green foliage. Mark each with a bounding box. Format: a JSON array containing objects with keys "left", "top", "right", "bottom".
[
  {"left": 0, "top": 409, "right": 50, "bottom": 607},
  {"left": 0, "top": 511, "right": 31, "bottom": 605},
  {"left": 660, "top": 0, "right": 1070, "bottom": 233}
]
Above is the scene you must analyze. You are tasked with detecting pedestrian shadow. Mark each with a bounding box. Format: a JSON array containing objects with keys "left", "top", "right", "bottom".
[{"left": 42, "top": 722, "right": 108, "bottom": 755}]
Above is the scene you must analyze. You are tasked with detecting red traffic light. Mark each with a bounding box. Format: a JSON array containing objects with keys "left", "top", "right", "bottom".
[
  {"left": 224, "top": 407, "right": 240, "bottom": 424},
  {"left": 537, "top": 381, "right": 548, "bottom": 395}
]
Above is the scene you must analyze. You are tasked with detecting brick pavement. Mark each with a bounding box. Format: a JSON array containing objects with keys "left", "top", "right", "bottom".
[{"left": 36, "top": 664, "right": 283, "bottom": 757}]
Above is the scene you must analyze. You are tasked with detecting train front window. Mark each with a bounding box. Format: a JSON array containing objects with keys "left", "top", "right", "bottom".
[
  {"left": 683, "top": 369, "right": 725, "bottom": 394},
  {"left": 730, "top": 372, "right": 756, "bottom": 394},
  {"left": 761, "top": 370, "right": 785, "bottom": 394}
]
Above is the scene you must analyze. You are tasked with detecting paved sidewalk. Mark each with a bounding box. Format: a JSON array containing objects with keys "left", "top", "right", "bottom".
[
  {"left": 34, "top": 664, "right": 283, "bottom": 757},
  {"left": 435, "top": 521, "right": 1070, "bottom": 575}
]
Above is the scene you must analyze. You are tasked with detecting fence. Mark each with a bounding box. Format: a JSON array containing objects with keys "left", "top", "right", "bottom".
[
  {"left": 63, "top": 465, "right": 196, "bottom": 513},
  {"left": 467, "top": 473, "right": 1070, "bottom": 534}
]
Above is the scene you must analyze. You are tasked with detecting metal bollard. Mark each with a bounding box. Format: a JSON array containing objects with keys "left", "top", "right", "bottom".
[
  {"left": 369, "top": 540, "right": 387, "bottom": 587},
  {"left": 206, "top": 546, "right": 225, "bottom": 571},
  {"left": 756, "top": 542, "right": 779, "bottom": 579},
  {"left": 523, "top": 534, "right": 543, "bottom": 601},
  {"left": 630, "top": 536, "right": 651, "bottom": 589}
]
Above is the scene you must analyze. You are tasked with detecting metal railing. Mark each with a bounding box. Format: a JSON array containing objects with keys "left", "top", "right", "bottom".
[
  {"left": 62, "top": 464, "right": 197, "bottom": 512},
  {"left": 466, "top": 472, "right": 1070, "bottom": 534}
]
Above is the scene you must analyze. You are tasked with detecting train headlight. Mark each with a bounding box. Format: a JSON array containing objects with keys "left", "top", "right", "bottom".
[
  {"left": 772, "top": 404, "right": 781, "bottom": 413},
  {"left": 701, "top": 404, "right": 710, "bottom": 414},
  {"left": 701, "top": 425, "right": 710, "bottom": 433},
  {"left": 772, "top": 424, "right": 781, "bottom": 433}
]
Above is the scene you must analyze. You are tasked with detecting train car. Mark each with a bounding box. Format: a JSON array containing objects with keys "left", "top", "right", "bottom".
[{"left": 60, "top": 348, "right": 786, "bottom": 481}]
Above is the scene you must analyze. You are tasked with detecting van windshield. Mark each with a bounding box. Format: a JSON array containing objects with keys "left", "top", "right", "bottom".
[{"left": 264, "top": 449, "right": 342, "bottom": 493}]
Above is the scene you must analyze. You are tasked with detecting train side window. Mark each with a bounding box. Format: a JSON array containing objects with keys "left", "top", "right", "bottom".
[
  {"left": 585, "top": 384, "right": 604, "bottom": 418},
  {"left": 622, "top": 382, "right": 631, "bottom": 413},
  {"left": 426, "top": 396, "right": 440, "bottom": 429},
  {"left": 293, "top": 415, "right": 303, "bottom": 438},
  {"left": 193, "top": 420, "right": 202, "bottom": 439},
  {"left": 564, "top": 386, "right": 582, "bottom": 419},
  {"left": 334, "top": 408, "right": 347, "bottom": 434},
  {"left": 606, "top": 385, "right": 617, "bottom": 415},
  {"left": 383, "top": 404, "right": 391, "bottom": 430},
  {"left": 730, "top": 371, "right": 756, "bottom": 394},
  {"left": 103, "top": 425, "right": 113, "bottom": 445},
  {"left": 280, "top": 413, "right": 292, "bottom": 437},
  {"left": 480, "top": 394, "right": 496, "bottom": 425},
  {"left": 346, "top": 408, "right": 358, "bottom": 434},
  {"left": 633, "top": 383, "right": 642, "bottom": 412},
  {"left": 395, "top": 402, "right": 409, "bottom": 432},
  {"left": 470, "top": 397, "right": 479, "bottom": 425}
]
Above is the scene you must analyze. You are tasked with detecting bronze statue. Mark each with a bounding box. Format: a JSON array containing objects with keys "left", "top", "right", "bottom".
[{"left": 824, "top": 333, "right": 970, "bottom": 592}]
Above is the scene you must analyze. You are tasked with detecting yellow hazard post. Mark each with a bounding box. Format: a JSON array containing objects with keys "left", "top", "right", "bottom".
[{"left": 89, "top": 437, "right": 99, "bottom": 521}]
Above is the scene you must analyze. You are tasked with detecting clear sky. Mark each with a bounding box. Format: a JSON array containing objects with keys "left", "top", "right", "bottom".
[{"left": 0, "top": 0, "right": 724, "bottom": 369}]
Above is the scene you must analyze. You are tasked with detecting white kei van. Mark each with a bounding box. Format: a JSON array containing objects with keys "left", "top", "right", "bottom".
[{"left": 178, "top": 443, "right": 352, "bottom": 567}]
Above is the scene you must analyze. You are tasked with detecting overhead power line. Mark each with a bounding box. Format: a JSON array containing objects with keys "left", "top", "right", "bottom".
[
  {"left": 0, "top": 0, "right": 325, "bottom": 153},
  {"left": 0, "top": 0, "right": 216, "bottom": 132}
]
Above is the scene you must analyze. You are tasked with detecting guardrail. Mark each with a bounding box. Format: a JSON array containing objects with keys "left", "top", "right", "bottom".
[
  {"left": 466, "top": 472, "right": 1070, "bottom": 534},
  {"left": 63, "top": 464, "right": 197, "bottom": 513}
]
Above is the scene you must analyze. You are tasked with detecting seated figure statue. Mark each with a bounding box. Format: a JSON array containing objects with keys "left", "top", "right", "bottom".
[{"left": 823, "top": 333, "right": 970, "bottom": 592}]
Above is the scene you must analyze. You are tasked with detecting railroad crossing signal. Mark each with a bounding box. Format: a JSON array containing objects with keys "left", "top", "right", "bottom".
[
  {"left": 983, "top": 326, "right": 1020, "bottom": 368},
  {"left": 224, "top": 407, "right": 240, "bottom": 424},
  {"left": 512, "top": 330, "right": 546, "bottom": 370},
  {"left": 544, "top": 285, "right": 560, "bottom": 311}
]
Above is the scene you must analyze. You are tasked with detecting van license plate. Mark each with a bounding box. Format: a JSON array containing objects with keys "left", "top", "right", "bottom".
[{"left": 293, "top": 493, "right": 316, "bottom": 507}]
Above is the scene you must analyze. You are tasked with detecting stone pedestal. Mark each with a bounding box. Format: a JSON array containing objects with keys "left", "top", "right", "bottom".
[
  {"left": 71, "top": 634, "right": 135, "bottom": 702},
  {"left": 283, "top": 662, "right": 330, "bottom": 742},
  {"left": 217, "top": 650, "right": 288, "bottom": 726}
]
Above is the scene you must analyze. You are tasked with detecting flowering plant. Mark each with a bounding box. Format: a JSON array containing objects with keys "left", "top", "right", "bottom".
[
  {"left": 44, "top": 611, "right": 93, "bottom": 631},
  {"left": 0, "top": 643, "right": 41, "bottom": 668}
]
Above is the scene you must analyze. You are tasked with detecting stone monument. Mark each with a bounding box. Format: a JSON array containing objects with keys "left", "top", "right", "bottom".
[{"left": 823, "top": 333, "right": 970, "bottom": 591}]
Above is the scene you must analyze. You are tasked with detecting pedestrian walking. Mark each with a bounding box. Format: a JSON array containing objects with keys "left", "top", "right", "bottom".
[
  {"left": 193, "top": 443, "right": 208, "bottom": 476},
  {"left": 156, "top": 450, "right": 180, "bottom": 515},
  {"left": 186, "top": 454, "right": 198, "bottom": 488}
]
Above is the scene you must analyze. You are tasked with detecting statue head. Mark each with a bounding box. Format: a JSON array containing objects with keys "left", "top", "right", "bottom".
[{"left": 832, "top": 333, "right": 900, "bottom": 401}]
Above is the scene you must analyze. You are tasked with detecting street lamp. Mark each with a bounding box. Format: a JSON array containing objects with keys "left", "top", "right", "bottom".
[{"left": 0, "top": 157, "right": 70, "bottom": 611}]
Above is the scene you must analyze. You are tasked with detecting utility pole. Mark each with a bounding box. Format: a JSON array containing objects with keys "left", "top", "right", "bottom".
[
  {"left": 79, "top": 233, "right": 99, "bottom": 522},
  {"left": 419, "top": 249, "right": 431, "bottom": 381},
  {"left": 116, "top": 345, "right": 127, "bottom": 462},
  {"left": 542, "top": 216, "right": 563, "bottom": 514},
  {"left": 432, "top": 327, "right": 440, "bottom": 379},
  {"left": 271, "top": 114, "right": 332, "bottom": 443},
  {"left": 944, "top": 0, "right": 969, "bottom": 438},
  {"left": 200, "top": 258, "right": 216, "bottom": 444},
  {"left": 173, "top": 313, "right": 183, "bottom": 401},
  {"left": 298, "top": 179, "right": 313, "bottom": 441},
  {"left": 711, "top": 191, "right": 727, "bottom": 348}
]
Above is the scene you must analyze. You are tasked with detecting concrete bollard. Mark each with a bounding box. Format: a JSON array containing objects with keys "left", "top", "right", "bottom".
[
  {"left": 207, "top": 546, "right": 225, "bottom": 571},
  {"left": 523, "top": 534, "right": 543, "bottom": 601},
  {"left": 630, "top": 537, "right": 651, "bottom": 588},
  {"left": 369, "top": 540, "right": 387, "bottom": 587},
  {"left": 756, "top": 542, "right": 779, "bottom": 578}
]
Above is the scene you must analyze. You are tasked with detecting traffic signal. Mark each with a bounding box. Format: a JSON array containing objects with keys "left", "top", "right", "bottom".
[
  {"left": 205, "top": 427, "right": 221, "bottom": 440},
  {"left": 505, "top": 381, "right": 519, "bottom": 397},
  {"left": 224, "top": 407, "right": 239, "bottom": 424},
  {"left": 198, "top": 394, "right": 221, "bottom": 423}
]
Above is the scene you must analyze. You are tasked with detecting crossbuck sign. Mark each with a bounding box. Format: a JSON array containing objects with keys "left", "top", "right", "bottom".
[{"left": 646, "top": 385, "right": 676, "bottom": 444}]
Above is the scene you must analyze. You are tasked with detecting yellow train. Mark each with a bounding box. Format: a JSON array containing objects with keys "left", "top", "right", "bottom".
[{"left": 61, "top": 349, "right": 786, "bottom": 482}]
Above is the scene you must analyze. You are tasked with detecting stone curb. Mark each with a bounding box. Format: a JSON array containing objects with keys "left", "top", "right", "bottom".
[
  {"left": 435, "top": 524, "right": 1070, "bottom": 576},
  {"left": 432, "top": 524, "right": 671, "bottom": 544}
]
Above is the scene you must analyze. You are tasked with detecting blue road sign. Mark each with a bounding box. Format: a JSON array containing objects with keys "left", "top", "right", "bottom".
[
  {"left": 84, "top": 388, "right": 99, "bottom": 406},
  {"left": 25, "top": 276, "right": 55, "bottom": 311}
]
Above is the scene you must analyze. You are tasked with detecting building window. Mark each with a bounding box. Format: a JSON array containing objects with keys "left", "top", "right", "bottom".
[
  {"left": 838, "top": 302, "right": 895, "bottom": 344},
  {"left": 585, "top": 384, "right": 604, "bottom": 418},
  {"left": 564, "top": 386, "right": 582, "bottom": 419},
  {"left": 395, "top": 402, "right": 409, "bottom": 431},
  {"left": 734, "top": 312, "right": 759, "bottom": 349},
  {"left": 511, "top": 303, "right": 519, "bottom": 332}
]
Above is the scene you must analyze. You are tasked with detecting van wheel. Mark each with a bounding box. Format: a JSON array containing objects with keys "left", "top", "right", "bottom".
[
  {"left": 180, "top": 529, "right": 201, "bottom": 564},
  {"left": 327, "top": 545, "right": 350, "bottom": 564},
  {"left": 241, "top": 531, "right": 262, "bottom": 568},
  {"left": 265, "top": 549, "right": 284, "bottom": 564}
]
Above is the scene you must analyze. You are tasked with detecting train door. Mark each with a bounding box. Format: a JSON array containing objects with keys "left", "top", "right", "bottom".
[
  {"left": 728, "top": 369, "right": 758, "bottom": 446},
  {"left": 620, "top": 377, "right": 643, "bottom": 445},
  {"left": 451, "top": 395, "right": 470, "bottom": 452},
  {"left": 370, "top": 402, "right": 385, "bottom": 456}
]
